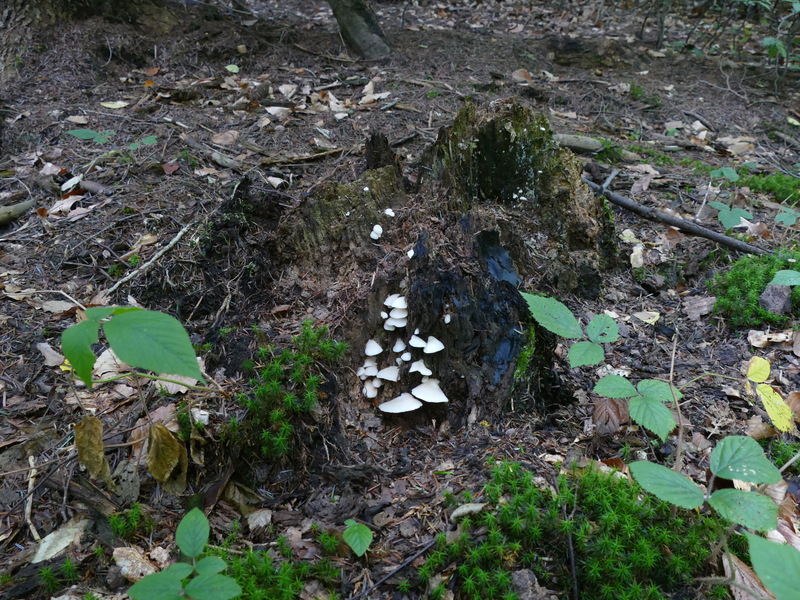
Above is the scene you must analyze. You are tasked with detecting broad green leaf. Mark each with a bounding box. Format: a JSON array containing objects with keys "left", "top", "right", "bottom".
[
  {"left": 568, "top": 341, "right": 604, "bottom": 368},
  {"left": 747, "top": 533, "right": 800, "bottom": 600},
  {"left": 710, "top": 167, "right": 740, "bottom": 182},
  {"left": 61, "top": 319, "right": 101, "bottom": 387},
  {"left": 770, "top": 269, "right": 800, "bottom": 286},
  {"left": 343, "top": 519, "right": 373, "bottom": 557},
  {"left": 185, "top": 574, "right": 242, "bottom": 600},
  {"left": 746, "top": 356, "right": 771, "bottom": 383},
  {"left": 164, "top": 562, "right": 194, "bottom": 579},
  {"left": 521, "top": 293, "right": 583, "bottom": 339},
  {"left": 709, "top": 201, "right": 730, "bottom": 211},
  {"left": 637, "top": 379, "right": 682, "bottom": 404},
  {"left": 710, "top": 436, "right": 781, "bottom": 484},
  {"left": 176, "top": 508, "right": 209, "bottom": 558},
  {"left": 66, "top": 128, "right": 100, "bottom": 140},
  {"left": 629, "top": 395, "right": 676, "bottom": 442},
  {"left": 756, "top": 384, "right": 795, "bottom": 433},
  {"left": 718, "top": 207, "right": 752, "bottom": 229},
  {"left": 195, "top": 556, "right": 227, "bottom": 576},
  {"left": 85, "top": 306, "right": 133, "bottom": 321},
  {"left": 776, "top": 212, "right": 799, "bottom": 226},
  {"left": 709, "top": 489, "right": 777, "bottom": 532},
  {"left": 127, "top": 570, "right": 184, "bottom": 600},
  {"left": 102, "top": 310, "right": 203, "bottom": 382},
  {"left": 585, "top": 314, "right": 619, "bottom": 343},
  {"left": 594, "top": 374, "right": 638, "bottom": 399},
  {"left": 629, "top": 461, "right": 704, "bottom": 509},
  {"left": 225, "top": 64, "right": 240, "bottom": 73},
  {"left": 140, "top": 135, "right": 158, "bottom": 145}
]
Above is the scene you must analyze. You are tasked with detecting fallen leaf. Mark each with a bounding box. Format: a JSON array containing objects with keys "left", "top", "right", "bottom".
[
  {"left": 211, "top": 130, "right": 239, "bottom": 146},
  {"left": 721, "top": 550, "right": 774, "bottom": 600},
  {"left": 75, "top": 416, "right": 114, "bottom": 489},
  {"left": 36, "top": 342, "right": 64, "bottom": 366},
  {"left": 146, "top": 423, "right": 181, "bottom": 483},
  {"left": 100, "top": 101, "right": 129, "bottom": 109},
  {"left": 511, "top": 68, "right": 533, "bottom": 83},
  {"left": 683, "top": 296, "right": 716, "bottom": 321},
  {"left": 633, "top": 311, "right": 660, "bottom": 324},
  {"left": 593, "top": 397, "right": 628, "bottom": 434}
]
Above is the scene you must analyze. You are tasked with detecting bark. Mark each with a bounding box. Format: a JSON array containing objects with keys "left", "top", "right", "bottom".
[{"left": 327, "top": 0, "right": 392, "bottom": 60}]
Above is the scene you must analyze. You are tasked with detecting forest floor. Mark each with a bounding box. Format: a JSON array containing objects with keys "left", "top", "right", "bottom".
[{"left": 1, "top": 0, "right": 800, "bottom": 599}]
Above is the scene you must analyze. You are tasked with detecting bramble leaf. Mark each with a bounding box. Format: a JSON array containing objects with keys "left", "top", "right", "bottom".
[
  {"left": 709, "top": 489, "right": 777, "bottom": 532},
  {"left": 710, "top": 436, "right": 781, "bottom": 484},
  {"left": 343, "top": 519, "right": 373, "bottom": 557},
  {"left": 521, "top": 293, "right": 583, "bottom": 339},
  {"left": 629, "top": 461, "right": 704, "bottom": 509},
  {"left": 568, "top": 341, "right": 604, "bottom": 368}
]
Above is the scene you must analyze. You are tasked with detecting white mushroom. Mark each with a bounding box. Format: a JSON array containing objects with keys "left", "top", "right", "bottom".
[
  {"left": 384, "top": 293, "right": 400, "bottom": 307},
  {"left": 384, "top": 317, "right": 407, "bottom": 329},
  {"left": 378, "top": 393, "right": 422, "bottom": 413},
  {"left": 444, "top": 314, "right": 451, "bottom": 324},
  {"left": 392, "top": 339, "right": 406, "bottom": 353},
  {"left": 400, "top": 352, "right": 412, "bottom": 362},
  {"left": 383, "top": 324, "right": 396, "bottom": 331},
  {"left": 423, "top": 336, "right": 445, "bottom": 354},
  {"left": 414, "top": 328, "right": 420, "bottom": 335},
  {"left": 384, "top": 208, "right": 395, "bottom": 217},
  {"left": 408, "top": 335, "right": 426, "bottom": 348},
  {"left": 357, "top": 361, "right": 379, "bottom": 379},
  {"left": 409, "top": 360, "right": 432, "bottom": 376},
  {"left": 411, "top": 379, "right": 449, "bottom": 403},
  {"left": 370, "top": 224, "right": 383, "bottom": 240},
  {"left": 391, "top": 296, "right": 408, "bottom": 309},
  {"left": 389, "top": 307, "right": 408, "bottom": 319},
  {"left": 363, "top": 380, "right": 379, "bottom": 398},
  {"left": 371, "top": 378, "right": 383, "bottom": 388},
  {"left": 407, "top": 249, "right": 415, "bottom": 258},
  {"left": 376, "top": 366, "right": 400, "bottom": 382},
  {"left": 380, "top": 311, "right": 389, "bottom": 319},
  {"left": 365, "top": 339, "right": 383, "bottom": 356}
]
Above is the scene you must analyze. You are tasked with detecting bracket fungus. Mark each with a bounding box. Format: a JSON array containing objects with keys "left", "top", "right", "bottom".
[
  {"left": 423, "top": 336, "right": 445, "bottom": 354},
  {"left": 411, "top": 379, "right": 449, "bottom": 403},
  {"left": 378, "top": 393, "right": 422, "bottom": 413},
  {"left": 376, "top": 365, "right": 400, "bottom": 382},
  {"left": 364, "top": 339, "right": 383, "bottom": 356}
]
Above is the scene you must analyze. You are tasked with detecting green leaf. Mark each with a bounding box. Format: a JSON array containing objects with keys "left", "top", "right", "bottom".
[
  {"left": 194, "top": 556, "right": 227, "bottom": 576},
  {"left": 770, "top": 269, "right": 800, "bottom": 286},
  {"left": 568, "top": 341, "right": 604, "bottom": 368},
  {"left": 185, "top": 574, "right": 242, "bottom": 600},
  {"left": 127, "top": 570, "right": 184, "bottom": 600},
  {"left": 629, "top": 395, "right": 676, "bottom": 442},
  {"left": 747, "top": 533, "right": 800, "bottom": 600},
  {"left": 709, "top": 201, "right": 729, "bottom": 211},
  {"left": 776, "top": 212, "right": 799, "bottom": 226},
  {"left": 585, "top": 314, "right": 619, "bottom": 343},
  {"left": 593, "top": 374, "right": 638, "bottom": 398},
  {"left": 85, "top": 306, "right": 131, "bottom": 321},
  {"left": 710, "top": 167, "right": 740, "bottom": 182},
  {"left": 629, "top": 461, "right": 704, "bottom": 509},
  {"left": 709, "top": 489, "right": 777, "bottom": 532},
  {"left": 61, "top": 319, "right": 101, "bottom": 387},
  {"left": 637, "top": 379, "right": 682, "bottom": 403},
  {"left": 521, "top": 293, "right": 583, "bottom": 339},
  {"left": 140, "top": 135, "right": 158, "bottom": 145},
  {"left": 343, "top": 519, "right": 373, "bottom": 557},
  {"left": 66, "top": 128, "right": 100, "bottom": 140},
  {"left": 164, "top": 562, "right": 194, "bottom": 579},
  {"left": 710, "top": 436, "right": 781, "bottom": 484},
  {"left": 102, "top": 310, "right": 204, "bottom": 382},
  {"left": 176, "top": 508, "right": 209, "bottom": 558}
]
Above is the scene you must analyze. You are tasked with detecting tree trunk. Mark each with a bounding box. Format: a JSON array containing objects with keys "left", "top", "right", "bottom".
[{"left": 327, "top": 0, "right": 392, "bottom": 60}]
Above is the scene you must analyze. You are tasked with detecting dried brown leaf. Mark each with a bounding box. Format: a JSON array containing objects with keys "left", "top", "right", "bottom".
[
  {"left": 162, "top": 441, "right": 187, "bottom": 495},
  {"left": 593, "top": 397, "right": 628, "bottom": 434},
  {"left": 784, "top": 391, "right": 800, "bottom": 423},
  {"left": 722, "top": 551, "right": 774, "bottom": 600},
  {"left": 75, "top": 415, "right": 114, "bottom": 489}
]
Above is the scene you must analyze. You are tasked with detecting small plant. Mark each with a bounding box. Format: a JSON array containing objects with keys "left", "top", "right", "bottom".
[
  {"left": 343, "top": 519, "right": 373, "bottom": 557},
  {"left": 741, "top": 171, "right": 800, "bottom": 205},
  {"left": 60, "top": 558, "right": 80, "bottom": 583},
  {"left": 128, "top": 508, "right": 241, "bottom": 600},
  {"left": 317, "top": 530, "right": 341, "bottom": 556},
  {"left": 109, "top": 503, "right": 155, "bottom": 541},
  {"left": 66, "top": 128, "right": 157, "bottom": 151},
  {"left": 37, "top": 566, "right": 61, "bottom": 595}
]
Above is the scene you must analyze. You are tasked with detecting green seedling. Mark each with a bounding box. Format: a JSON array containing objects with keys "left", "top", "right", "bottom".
[
  {"left": 128, "top": 508, "right": 241, "bottom": 600},
  {"left": 67, "top": 128, "right": 157, "bottom": 150},
  {"left": 343, "top": 520, "right": 373, "bottom": 557}
]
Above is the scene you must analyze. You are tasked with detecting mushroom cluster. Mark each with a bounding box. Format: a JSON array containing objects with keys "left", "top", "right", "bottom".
[{"left": 357, "top": 293, "right": 449, "bottom": 413}]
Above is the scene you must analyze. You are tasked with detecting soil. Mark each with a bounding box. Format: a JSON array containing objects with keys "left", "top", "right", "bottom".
[{"left": 2, "top": 1, "right": 800, "bottom": 599}]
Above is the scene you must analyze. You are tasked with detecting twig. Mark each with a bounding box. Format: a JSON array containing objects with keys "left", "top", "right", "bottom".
[
  {"left": 106, "top": 221, "right": 194, "bottom": 295},
  {"left": 563, "top": 501, "right": 579, "bottom": 600},
  {"left": 668, "top": 334, "right": 685, "bottom": 475},
  {"left": 582, "top": 177, "right": 769, "bottom": 255},
  {"left": 347, "top": 538, "right": 438, "bottom": 600},
  {"left": 25, "top": 456, "right": 41, "bottom": 541}
]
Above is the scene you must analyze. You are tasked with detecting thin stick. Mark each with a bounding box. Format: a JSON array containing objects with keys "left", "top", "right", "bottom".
[
  {"left": 347, "top": 538, "right": 438, "bottom": 600},
  {"left": 25, "top": 456, "right": 41, "bottom": 541},
  {"left": 107, "top": 221, "right": 194, "bottom": 295}
]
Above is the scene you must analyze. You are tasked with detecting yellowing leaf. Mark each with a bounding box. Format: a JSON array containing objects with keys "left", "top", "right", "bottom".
[
  {"left": 788, "top": 117, "right": 800, "bottom": 127},
  {"left": 633, "top": 311, "right": 660, "bottom": 325},
  {"left": 756, "top": 384, "right": 796, "bottom": 433},
  {"left": 747, "top": 356, "right": 771, "bottom": 383},
  {"left": 100, "top": 101, "right": 129, "bottom": 109},
  {"left": 74, "top": 416, "right": 115, "bottom": 489},
  {"left": 147, "top": 423, "right": 181, "bottom": 483}
]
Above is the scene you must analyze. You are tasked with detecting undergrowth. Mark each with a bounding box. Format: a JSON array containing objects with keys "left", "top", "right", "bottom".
[
  {"left": 222, "top": 320, "right": 346, "bottom": 458},
  {"left": 708, "top": 250, "right": 800, "bottom": 327},
  {"left": 417, "top": 462, "right": 733, "bottom": 600},
  {"left": 740, "top": 172, "right": 800, "bottom": 204}
]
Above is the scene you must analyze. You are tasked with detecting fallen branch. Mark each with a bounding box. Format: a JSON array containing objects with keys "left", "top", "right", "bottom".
[
  {"left": 582, "top": 177, "right": 769, "bottom": 256},
  {"left": 0, "top": 198, "right": 34, "bottom": 225}
]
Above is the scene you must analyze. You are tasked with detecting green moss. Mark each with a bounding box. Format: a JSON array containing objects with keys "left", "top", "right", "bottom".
[
  {"left": 740, "top": 172, "right": 800, "bottom": 204},
  {"left": 108, "top": 502, "right": 154, "bottom": 541},
  {"left": 708, "top": 251, "right": 800, "bottom": 327},
  {"left": 417, "top": 462, "right": 724, "bottom": 600}
]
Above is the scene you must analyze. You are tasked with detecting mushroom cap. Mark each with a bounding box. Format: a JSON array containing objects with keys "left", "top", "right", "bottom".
[
  {"left": 365, "top": 339, "right": 383, "bottom": 356},
  {"left": 444, "top": 314, "right": 452, "bottom": 324},
  {"left": 384, "top": 293, "right": 400, "bottom": 307},
  {"left": 391, "top": 296, "right": 408, "bottom": 309},
  {"left": 384, "top": 317, "right": 407, "bottom": 328},
  {"left": 362, "top": 380, "right": 379, "bottom": 398},
  {"left": 389, "top": 307, "right": 408, "bottom": 319},
  {"left": 400, "top": 352, "right": 412, "bottom": 362},
  {"left": 409, "top": 360, "right": 432, "bottom": 376},
  {"left": 408, "top": 335, "right": 426, "bottom": 348},
  {"left": 392, "top": 339, "right": 406, "bottom": 353},
  {"left": 376, "top": 366, "right": 400, "bottom": 382},
  {"left": 423, "top": 336, "right": 445, "bottom": 354},
  {"left": 378, "top": 393, "right": 422, "bottom": 413},
  {"left": 411, "top": 379, "right": 448, "bottom": 403},
  {"left": 384, "top": 208, "right": 395, "bottom": 217},
  {"left": 380, "top": 311, "right": 389, "bottom": 319},
  {"left": 357, "top": 362, "right": 379, "bottom": 379}
]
